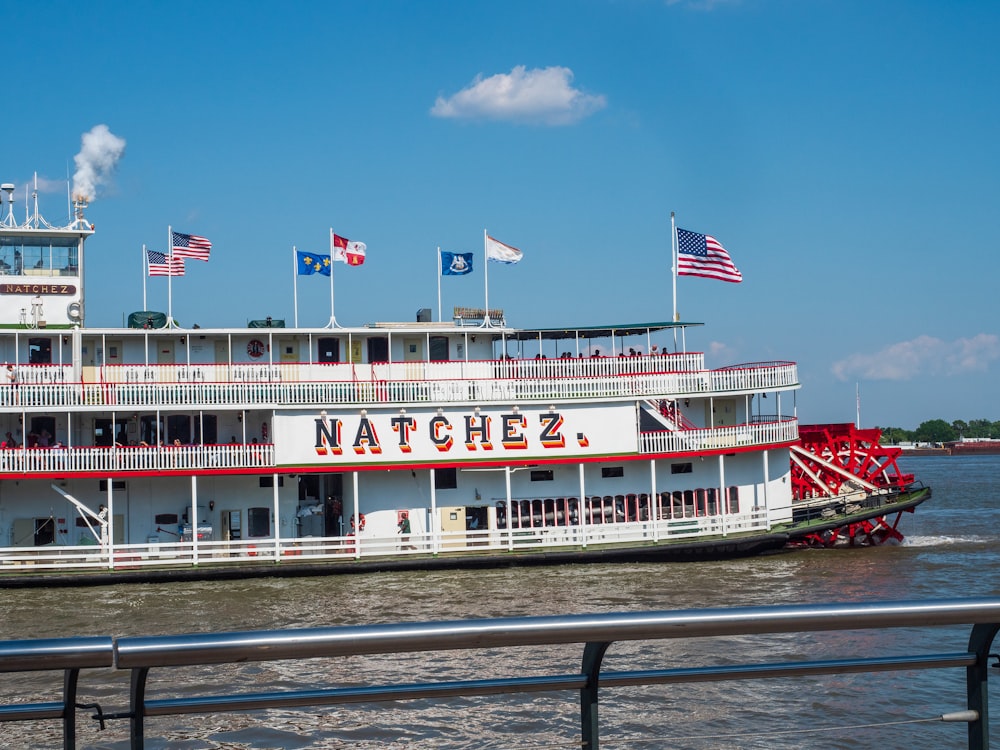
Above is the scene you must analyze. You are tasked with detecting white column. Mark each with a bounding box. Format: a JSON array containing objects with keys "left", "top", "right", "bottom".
[
  {"left": 505, "top": 466, "right": 513, "bottom": 551},
  {"left": 650, "top": 459, "right": 658, "bottom": 542},
  {"left": 718, "top": 454, "right": 727, "bottom": 537},
  {"left": 352, "top": 471, "right": 360, "bottom": 559},
  {"left": 762, "top": 449, "right": 771, "bottom": 530},
  {"left": 273, "top": 472, "right": 281, "bottom": 558},
  {"left": 105, "top": 479, "right": 114, "bottom": 570},
  {"left": 430, "top": 468, "right": 438, "bottom": 554},
  {"left": 190, "top": 475, "right": 198, "bottom": 565}
]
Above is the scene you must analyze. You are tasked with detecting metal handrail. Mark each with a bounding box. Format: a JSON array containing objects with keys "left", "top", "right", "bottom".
[
  {"left": 3, "top": 600, "right": 999, "bottom": 749},
  {"left": 113, "top": 598, "right": 1000, "bottom": 749},
  {"left": 0, "top": 636, "right": 114, "bottom": 750}
]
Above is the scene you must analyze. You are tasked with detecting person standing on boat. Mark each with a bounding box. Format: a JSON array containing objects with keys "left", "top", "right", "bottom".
[
  {"left": 398, "top": 512, "right": 414, "bottom": 549},
  {"left": 5, "top": 364, "right": 17, "bottom": 404}
]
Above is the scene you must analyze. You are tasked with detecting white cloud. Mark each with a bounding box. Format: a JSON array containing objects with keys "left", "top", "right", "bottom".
[
  {"left": 831, "top": 334, "right": 1000, "bottom": 381},
  {"left": 431, "top": 66, "right": 607, "bottom": 125},
  {"left": 707, "top": 340, "right": 738, "bottom": 365}
]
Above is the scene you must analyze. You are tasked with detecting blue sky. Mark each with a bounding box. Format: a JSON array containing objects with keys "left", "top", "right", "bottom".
[{"left": 5, "top": 0, "right": 999, "bottom": 429}]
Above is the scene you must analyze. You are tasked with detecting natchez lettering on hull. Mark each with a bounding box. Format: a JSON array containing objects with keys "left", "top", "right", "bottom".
[{"left": 272, "top": 404, "right": 636, "bottom": 467}]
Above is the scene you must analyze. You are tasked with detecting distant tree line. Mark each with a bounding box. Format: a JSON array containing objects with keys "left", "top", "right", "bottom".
[{"left": 876, "top": 419, "right": 1000, "bottom": 444}]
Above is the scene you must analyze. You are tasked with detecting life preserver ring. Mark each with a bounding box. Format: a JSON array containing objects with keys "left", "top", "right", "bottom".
[{"left": 247, "top": 339, "right": 266, "bottom": 358}]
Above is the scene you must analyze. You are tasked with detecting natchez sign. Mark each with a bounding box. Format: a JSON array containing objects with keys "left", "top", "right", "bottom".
[{"left": 273, "top": 404, "right": 638, "bottom": 467}]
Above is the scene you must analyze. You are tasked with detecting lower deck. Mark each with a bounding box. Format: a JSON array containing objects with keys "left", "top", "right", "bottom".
[{"left": 0, "top": 449, "right": 795, "bottom": 576}]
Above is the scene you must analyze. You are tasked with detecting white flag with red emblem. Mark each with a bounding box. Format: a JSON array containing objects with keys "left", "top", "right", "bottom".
[{"left": 332, "top": 232, "right": 366, "bottom": 266}]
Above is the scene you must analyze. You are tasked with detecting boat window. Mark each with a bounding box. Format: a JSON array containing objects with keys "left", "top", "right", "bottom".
[
  {"left": 28, "top": 337, "right": 52, "bottom": 364},
  {"left": 29, "top": 416, "right": 56, "bottom": 446},
  {"left": 166, "top": 415, "right": 191, "bottom": 444},
  {"left": 193, "top": 415, "right": 218, "bottom": 445},
  {"left": 94, "top": 418, "right": 130, "bottom": 447},
  {"left": 140, "top": 415, "right": 163, "bottom": 446},
  {"left": 529, "top": 470, "right": 554, "bottom": 482},
  {"left": 247, "top": 506, "right": 270, "bottom": 537},
  {"left": 601, "top": 466, "right": 624, "bottom": 478},
  {"left": 317, "top": 337, "right": 340, "bottom": 363},
  {"left": 367, "top": 337, "right": 389, "bottom": 363},
  {"left": 706, "top": 487, "right": 718, "bottom": 515},
  {"left": 434, "top": 467, "right": 457, "bottom": 489},
  {"left": 429, "top": 336, "right": 449, "bottom": 361}
]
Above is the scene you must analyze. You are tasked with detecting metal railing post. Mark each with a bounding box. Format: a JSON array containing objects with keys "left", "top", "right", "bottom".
[
  {"left": 61, "top": 668, "right": 80, "bottom": 750},
  {"left": 580, "top": 641, "right": 611, "bottom": 750},
  {"left": 130, "top": 666, "right": 150, "bottom": 750},
  {"left": 967, "top": 623, "right": 1000, "bottom": 750}
]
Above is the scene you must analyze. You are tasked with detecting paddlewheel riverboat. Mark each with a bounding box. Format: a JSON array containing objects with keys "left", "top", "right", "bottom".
[{"left": 0, "top": 186, "right": 929, "bottom": 584}]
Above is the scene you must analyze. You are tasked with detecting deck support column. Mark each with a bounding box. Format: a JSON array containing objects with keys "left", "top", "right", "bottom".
[
  {"left": 272, "top": 472, "right": 280, "bottom": 558},
  {"left": 718, "top": 455, "right": 727, "bottom": 536},
  {"left": 429, "top": 468, "right": 438, "bottom": 554},
  {"left": 650, "top": 459, "right": 658, "bottom": 542},
  {"left": 190, "top": 475, "right": 198, "bottom": 566}
]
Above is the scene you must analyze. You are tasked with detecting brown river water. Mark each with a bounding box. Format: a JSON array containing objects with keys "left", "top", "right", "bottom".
[{"left": 1, "top": 455, "right": 998, "bottom": 748}]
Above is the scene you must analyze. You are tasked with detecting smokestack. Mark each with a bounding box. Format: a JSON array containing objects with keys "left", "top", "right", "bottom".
[{"left": 71, "top": 124, "right": 126, "bottom": 202}]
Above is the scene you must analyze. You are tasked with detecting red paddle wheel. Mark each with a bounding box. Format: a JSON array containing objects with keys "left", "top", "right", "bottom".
[{"left": 788, "top": 423, "right": 917, "bottom": 548}]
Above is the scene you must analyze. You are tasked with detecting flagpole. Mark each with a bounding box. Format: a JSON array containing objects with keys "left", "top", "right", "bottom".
[
  {"left": 671, "top": 212, "right": 678, "bottom": 322},
  {"left": 328, "top": 228, "right": 336, "bottom": 328},
  {"left": 166, "top": 225, "right": 173, "bottom": 327},
  {"left": 142, "top": 244, "right": 147, "bottom": 311},
  {"left": 483, "top": 229, "right": 490, "bottom": 326},
  {"left": 292, "top": 246, "right": 299, "bottom": 329},
  {"left": 437, "top": 247, "right": 442, "bottom": 322},
  {"left": 670, "top": 212, "right": 678, "bottom": 352}
]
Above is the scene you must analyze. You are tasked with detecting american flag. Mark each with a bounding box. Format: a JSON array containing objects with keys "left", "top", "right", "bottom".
[
  {"left": 146, "top": 249, "right": 185, "bottom": 277},
  {"left": 171, "top": 231, "right": 212, "bottom": 261},
  {"left": 676, "top": 228, "right": 742, "bottom": 283}
]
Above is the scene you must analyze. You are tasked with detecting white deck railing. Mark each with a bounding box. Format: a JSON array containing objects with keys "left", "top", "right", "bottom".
[
  {"left": 0, "top": 443, "right": 274, "bottom": 474},
  {"left": 0, "top": 360, "right": 798, "bottom": 409},
  {"left": 0, "top": 509, "right": 771, "bottom": 573},
  {"left": 639, "top": 418, "right": 800, "bottom": 454}
]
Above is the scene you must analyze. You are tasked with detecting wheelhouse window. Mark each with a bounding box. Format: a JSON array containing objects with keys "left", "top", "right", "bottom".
[
  {"left": 367, "top": 337, "right": 389, "bottom": 363},
  {"left": 429, "top": 336, "right": 449, "bottom": 361},
  {"left": 317, "top": 337, "right": 340, "bottom": 363},
  {"left": 28, "top": 338, "right": 52, "bottom": 364}
]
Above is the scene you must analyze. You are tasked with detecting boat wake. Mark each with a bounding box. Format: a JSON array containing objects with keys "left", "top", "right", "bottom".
[{"left": 902, "top": 534, "right": 993, "bottom": 547}]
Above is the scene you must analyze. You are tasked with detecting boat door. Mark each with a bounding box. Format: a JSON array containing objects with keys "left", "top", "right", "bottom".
[
  {"left": 214, "top": 340, "right": 228, "bottom": 370},
  {"left": 220, "top": 510, "right": 242, "bottom": 541},
  {"left": 157, "top": 339, "right": 175, "bottom": 365},
  {"left": 403, "top": 337, "right": 423, "bottom": 379},
  {"left": 279, "top": 339, "right": 298, "bottom": 363},
  {"left": 105, "top": 339, "right": 124, "bottom": 366},
  {"left": 439, "top": 505, "right": 467, "bottom": 548},
  {"left": 711, "top": 398, "right": 737, "bottom": 427}
]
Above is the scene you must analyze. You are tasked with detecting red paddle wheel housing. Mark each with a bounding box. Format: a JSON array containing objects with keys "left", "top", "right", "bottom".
[
  {"left": 789, "top": 423, "right": 917, "bottom": 548},
  {"left": 791, "top": 423, "right": 913, "bottom": 500}
]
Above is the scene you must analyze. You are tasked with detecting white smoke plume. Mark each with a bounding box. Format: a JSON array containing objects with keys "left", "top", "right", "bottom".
[{"left": 72, "top": 124, "right": 126, "bottom": 201}]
